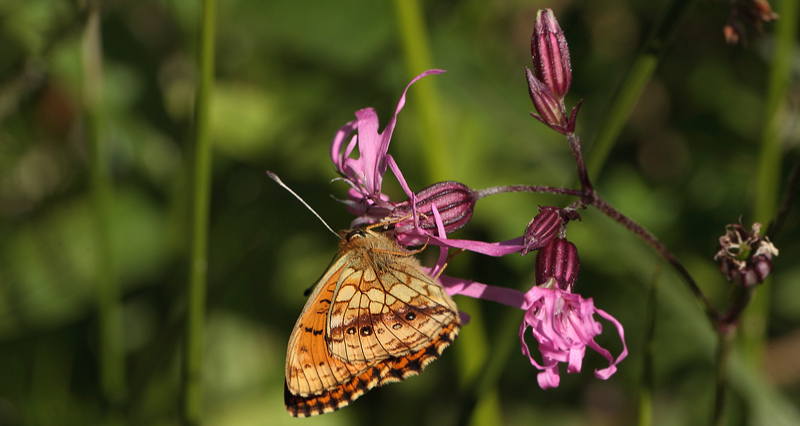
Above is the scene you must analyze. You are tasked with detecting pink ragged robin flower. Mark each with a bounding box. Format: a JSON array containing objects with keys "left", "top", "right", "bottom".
[
  {"left": 437, "top": 237, "right": 626, "bottom": 388},
  {"left": 330, "top": 69, "right": 446, "bottom": 228},
  {"left": 519, "top": 285, "right": 627, "bottom": 388},
  {"left": 519, "top": 238, "right": 627, "bottom": 388},
  {"left": 328, "top": 70, "right": 525, "bottom": 257}
]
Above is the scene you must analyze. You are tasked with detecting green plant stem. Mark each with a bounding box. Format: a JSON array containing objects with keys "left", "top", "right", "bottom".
[
  {"left": 83, "top": 2, "right": 126, "bottom": 410},
  {"left": 744, "top": 0, "right": 799, "bottom": 367},
  {"left": 183, "top": 0, "right": 216, "bottom": 424},
  {"left": 456, "top": 309, "right": 521, "bottom": 426},
  {"left": 713, "top": 323, "right": 736, "bottom": 426},
  {"left": 637, "top": 263, "right": 661, "bottom": 426},
  {"left": 587, "top": 0, "right": 694, "bottom": 178},
  {"left": 392, "top": 2, "right": 498, "bottom": 424},
  {"left": 767, "top": 157, "right": 800, "bottom": 238},
  {"left": 392, "top": 0, "right": 450, "bottom": 182}
]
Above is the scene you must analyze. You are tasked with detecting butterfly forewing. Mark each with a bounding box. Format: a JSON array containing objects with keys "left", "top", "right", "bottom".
[{"left": 284, "top": 231, "right": 460, "bottom": 417}]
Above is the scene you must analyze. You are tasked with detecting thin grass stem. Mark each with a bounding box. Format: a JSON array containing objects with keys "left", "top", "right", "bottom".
[
  {"left": 712, "top": 324, "right": 736, "bottom": 426},
  {"left": 392, "top": 1, "right": 499, "bottom": 424},
  {"left": 637, "top": 262, "right": 661, "bottom": 426},
  {"left": 743, "top": 0, "right": 799, "bottom": 367},
  {"left": 392, "top": 0, "right": 450, "bottom": 182},
  {"left": 83, "top": 1, "right": 127, "bottom": 412},
  {"left": 183, "top": 0, "right": 216, "bottom": 423},
  {"left": 587, "top": 0, "right": 694, "bottom": 178}
]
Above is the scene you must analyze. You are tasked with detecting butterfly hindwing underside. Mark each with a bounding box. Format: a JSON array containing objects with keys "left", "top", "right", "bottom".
[{"left": 284, "top": 230, "right": 460, "bottom": 417}]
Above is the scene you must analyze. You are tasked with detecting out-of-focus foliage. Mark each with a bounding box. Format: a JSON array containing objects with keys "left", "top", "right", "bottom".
[{"left": 0, "top": 0, "right": 798, "bottom": 425}]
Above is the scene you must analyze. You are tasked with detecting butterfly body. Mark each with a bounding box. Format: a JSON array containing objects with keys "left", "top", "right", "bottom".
[{"left": 285, "top": 230, "right": 460, "bottom": 417}]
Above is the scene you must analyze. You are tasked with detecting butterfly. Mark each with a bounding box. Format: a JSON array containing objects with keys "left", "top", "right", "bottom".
[{"left": 284, "top": 229, "right": 461, "bottom": 417}]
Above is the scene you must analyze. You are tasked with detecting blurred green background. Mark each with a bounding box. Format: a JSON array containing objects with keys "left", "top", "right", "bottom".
[{"left": 0, "top": 0, "right": 798, "bottom": 425}]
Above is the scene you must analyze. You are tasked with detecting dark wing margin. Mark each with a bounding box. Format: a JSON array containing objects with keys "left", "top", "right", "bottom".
[{"left": 284, "top": 320, "right": 459, "bottom": 417}]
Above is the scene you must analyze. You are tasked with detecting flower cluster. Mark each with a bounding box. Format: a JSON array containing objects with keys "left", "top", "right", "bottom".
[
  {"left": 324, "top": 8, "right": 627, "bottom": 389},
  {"left": 714, "top": 222, "right": 779, "bottom": 287},
  {"left": 723, "top": 0, "right": 778, "bottom": 45}
]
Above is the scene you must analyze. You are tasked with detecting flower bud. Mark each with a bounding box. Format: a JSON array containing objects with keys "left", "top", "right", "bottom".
[
  {"left": 714, "top": 222, "right": 779, "bottom": 287},
  {"left": 526, "top": 9, "right": 581, "bottom": 134},
  {"left": 532, "top": 9, "right": 572, "bottom": 99},
  {"left": 395, "top": 181, "right": 477, "bottom": 235},
  {"left": 527, "top": 67, "right": 568, "bottom": 131},
  {"left": 536, "top": 238, "right": 579, "bottom": 292},
  {"left": 521, "top": 206, "right": 581, "bottom": 256}
]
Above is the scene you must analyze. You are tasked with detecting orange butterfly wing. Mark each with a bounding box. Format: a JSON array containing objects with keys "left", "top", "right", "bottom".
[{"left": 284, "top": 231, "right": 460, "bottom": 417}]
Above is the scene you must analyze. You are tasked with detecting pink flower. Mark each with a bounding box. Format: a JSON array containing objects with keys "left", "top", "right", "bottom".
[
  {"left": 518, "top": 238, "right": 627, "bottom": 388},
  {"left": 328, "top": 70, "right": 525, "bottom": 257},
  {"left": 330, "top": 70, "right": 445, "bottom": 227},
  {"left": 519, "top": 285, "right": 627, "bottom": 389},
  {"left": 436, "top": 237, "right": 626, "bottom": 388}
]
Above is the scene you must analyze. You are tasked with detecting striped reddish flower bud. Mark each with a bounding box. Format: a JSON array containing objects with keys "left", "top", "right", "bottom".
[
  {"left": 532, "top": 8, "right": 572, "bottom": 99},
  {"left": 521, "top": 206, "right": 581, "bottom": 256},
  {"left": 535, "top": 238, "right": 580, "bottom": 292},
  {"left": 714, "top": 222, "right": 779, "bottom": 287},
  {"left": 526, "top": 9, "right": 581, "bottom": 135},
  {"left": 395, "top": 181, "right": 477, "bottom": 235},
  {"left": 526, "top": 68, "right": 568, "bottom": 131}
]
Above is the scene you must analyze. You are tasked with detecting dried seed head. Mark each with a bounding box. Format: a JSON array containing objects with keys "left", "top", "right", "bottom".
[{"left": 714, "top": 222, "right": 779, "bottom": 287}]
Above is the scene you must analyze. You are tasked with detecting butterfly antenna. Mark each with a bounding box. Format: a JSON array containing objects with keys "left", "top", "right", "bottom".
[{"left": 267, "top": 171, "right": 340, "bottom": 239}]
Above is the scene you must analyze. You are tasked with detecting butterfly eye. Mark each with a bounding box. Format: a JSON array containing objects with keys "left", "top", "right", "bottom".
[
  {"left": 405, "top": 312, "right": 416, "bottom": 321},
  {"left": 360, "top": 326, "right": 373, "bottom": 336},
  {"left": 345, "top": 230, "right": 367, "bottom": 241}
]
